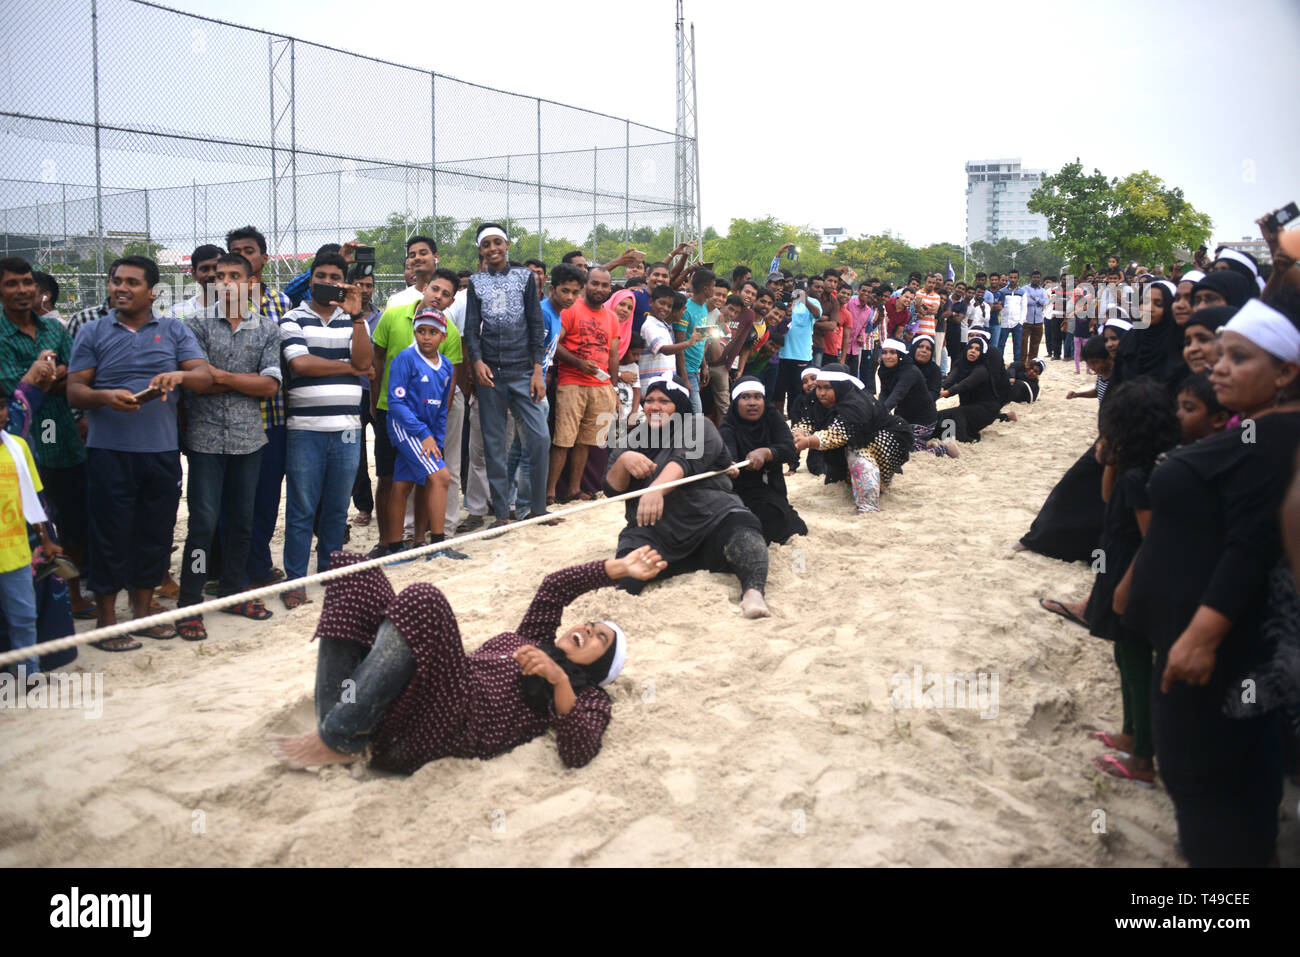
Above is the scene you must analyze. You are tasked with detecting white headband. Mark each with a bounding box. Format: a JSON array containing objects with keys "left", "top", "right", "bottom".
[
  {"left": 800, "top": 366, "right": 820, "bottom": 380},
  {"left": 1150, "top": 280, "right": 1176, "bottom": 299},
  {"left": 1180, "top": 269, "right": 1206, "bottom": 285},
  {"left": 881, "top": 338, "right": 908, "bottom": 353},
  {"left": 1104, "top": 317, "right": 1133, "bottom": 332},
  {"left": 476, "top": 226, "right": 508, "bottom": 246},
  {"left": 816, "top": 369, "right": 866, "bottom": 390},
  {"left": 967, "top": 326, "right": 990, "bottom": 341},
  {"left": 1214, "top": 247, "right": 1259, "bottom": 277},
  {"left": 647, "top": 373, "right": 689, "bottom": 397},
  {"left": 731, "top": 380, "right": 766, "bottom": 402},
  {"left": 1223, "top": 299, "right": 1300, "bottom": 363},
  {"left": 599, "top": 621, "right": 627, "bottom": 687},
  {"left": 910, "top": 334, "right": 935, "bottom": 350}
]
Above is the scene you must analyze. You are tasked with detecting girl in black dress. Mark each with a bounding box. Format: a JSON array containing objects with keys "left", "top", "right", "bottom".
[
  {"left": 1079, "top": 378, "right": 1180, "bottom": 787},
  {"left": 937, "top": 330, "right": 1011, "bottom": 444},
  {"left": 1120, "top": 299, "right": 1300, "bottom": 866},
  {"left": 879, "top": 337, "right": 949, "bottom": 457},
  {"left": 720, "top": 376, "right": 807, "bottom": 545}
]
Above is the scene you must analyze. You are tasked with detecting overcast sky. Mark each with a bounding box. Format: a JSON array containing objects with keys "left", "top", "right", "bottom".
[{"left": 166, "top": 0, "right": 1300, "bottom": 249}]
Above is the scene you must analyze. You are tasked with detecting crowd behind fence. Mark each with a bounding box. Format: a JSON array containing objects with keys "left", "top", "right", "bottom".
[{"left": 0, "top": 0, "right": 691, "bottom": 309}]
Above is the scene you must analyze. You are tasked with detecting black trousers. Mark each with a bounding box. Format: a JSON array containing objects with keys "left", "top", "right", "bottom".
[{"left": 85, "top": 448, "right": 181, "bottom": 594}]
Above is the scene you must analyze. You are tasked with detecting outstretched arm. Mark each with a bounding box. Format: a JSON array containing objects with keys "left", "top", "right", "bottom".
[{"left": 516, "top": 548, "right": 666, "bottom": 641}]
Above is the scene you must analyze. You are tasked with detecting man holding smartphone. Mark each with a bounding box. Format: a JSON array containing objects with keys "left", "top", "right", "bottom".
[
  {"left": 67, "top": 256, "right": 212, "bottom": 649},
  {"left": 277, "top": 252, "right": 372, "bottom": 609}
]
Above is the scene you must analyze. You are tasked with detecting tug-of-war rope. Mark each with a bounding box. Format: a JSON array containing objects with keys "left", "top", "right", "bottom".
[{"left": 0, "top": 462, "right": 751, "bottom": 670}]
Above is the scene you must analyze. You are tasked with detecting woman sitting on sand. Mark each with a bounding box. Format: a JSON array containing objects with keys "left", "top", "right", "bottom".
[
  {"left": 719, "top": 376, "right": 807, "bottom": 545},
  {"left": 937, "top": 329, "right": 1013, "bottom": 444},
  {"left": 877, "top": 337, "right": 958, "bottom": 457},
  {"left": 603, "top": 375, "right": 772, "bottom": 619},
  {"left": 791, "top": 364, "right": 911, "bottom": 515},
  {"left": 267, "top": 546, "right": 667, "bottom": 772}
]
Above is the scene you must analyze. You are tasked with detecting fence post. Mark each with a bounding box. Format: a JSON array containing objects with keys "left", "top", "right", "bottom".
[
  {"left": 192, "top": 181, "right": 198, "bottom": 251},
  {"left": 624, "top": 120, "right": 630, "bottom": 248},
  {"left": 337, "top": 170, "right": 342, "bottom": 243},
  {"left": 505, "top": 155, "right": 510, "bottom": 231},
  {"left": 290, "top": 38, "right": 298, "bottom": 281},
  {"left": 91, "top": 0, "right": 106, "bottom": 298},
  {"left": 536, "top": 99, "right": 542, "bottom": 259},
  {"left": 592, "top": 145, "right": 597, "bottom": 264},
  {"left": 61, "top": 183, "right": 67, "bottom": 256},
  {"left": 430, "top": 73, "right": 437, "bottom": 238},
  {"left": 144, "top": 188, "right": 151, "bottom": 247}
]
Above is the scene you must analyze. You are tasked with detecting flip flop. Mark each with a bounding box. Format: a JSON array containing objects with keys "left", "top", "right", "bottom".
[
  {"left": 1039, "top": 597, "right": 1087, "bottom": 628},
  {"left": 90, "top": 635, "right": 142, "bottom": 652},
  {"left": 130, "top": 623, "right": 177, "bottom": 640},
  {"left": 351, "top": 512, "right": 372, "bottom": 526},
  {"left": 1093, "top": 753, "right": 1154, "bottom": 788},
  {"left": 72, "top": 605, "right": 98, "bottom": 621},
  {"left": 1087, "top": 730, "right": 1132, "bottom": 758}
]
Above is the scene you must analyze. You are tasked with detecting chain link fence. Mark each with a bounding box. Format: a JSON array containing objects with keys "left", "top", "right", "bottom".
[{"left": 0, "top": 0, "right": 689, "bottom": 311}]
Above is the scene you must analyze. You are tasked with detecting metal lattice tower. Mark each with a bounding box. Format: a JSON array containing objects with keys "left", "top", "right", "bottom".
[{"left": 674, "top": 0, "right": 701, "bottom": 256}]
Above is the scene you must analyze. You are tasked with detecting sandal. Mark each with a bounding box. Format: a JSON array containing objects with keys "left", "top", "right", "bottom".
[
  {"left": 220, "top": 599, "right": 272, "bottom": 621},
  {"left": 72, "top": 605, "right": 98, "bottom": 621},
  {"left": 1039, "top": 597, "right": 1087, "bottom": 628},
  {"left": 1087, "top": 730, "right": 1132, "bottom": 758},
  {"left": 281, "top": 588, "right": 312, "bottom": 611},
  {"left": 1093, "top": 753, "right": 1154, "bottom": 788},
  {"left": 148, "top": 598, "right": 165, "bottom": 615},
  {"left": 250, "top": 568, "right": 286, "bottom": 588},
  {"left": 131, "top": 622, "right": 178, "bottom": 640},
  {"left": 90, "top": 635, "right": 142, "bottom": 652},
  {"left": 351, "top": 512, "right": 372, "bottom": 526},
  {"left": 176, "top": 616, "right": 207, "bottom": 641}
]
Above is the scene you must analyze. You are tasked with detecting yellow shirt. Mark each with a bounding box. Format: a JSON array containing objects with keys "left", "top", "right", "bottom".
[{"left": 0, "top": 435, "right": 41, "bottom": 574}]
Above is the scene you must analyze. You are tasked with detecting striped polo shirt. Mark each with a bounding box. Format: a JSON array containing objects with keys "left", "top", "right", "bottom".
[{"left": 280, "top": 301, "right": 362, "bottom": 432}]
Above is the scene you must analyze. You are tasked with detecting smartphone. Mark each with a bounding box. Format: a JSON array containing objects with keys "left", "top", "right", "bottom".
[
  {"left": 699, "top": 261, "right": 715, "bottom": 272},
  {"left": 312, "top": 282, "right": 347, "bottom": 305},
  {"left": 347, "top": 245, "right": 376, "bottom": 282},
  {"left": 132, "top": 387, "right": 163, "bottom": 404},
  {"left": 593, "top": 368, "right": 611, "bottom": 381},
  {"left": 1267, "top": 201, "right": 1299, "bottom": 232}
]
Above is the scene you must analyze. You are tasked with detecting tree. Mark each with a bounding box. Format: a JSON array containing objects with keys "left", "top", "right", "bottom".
[
  {"left": 968, "top": 237, "right": 1063, "bottom": 278},
  {"left": 1028, "top": 160, "right": 1212, "bottom": 272}
]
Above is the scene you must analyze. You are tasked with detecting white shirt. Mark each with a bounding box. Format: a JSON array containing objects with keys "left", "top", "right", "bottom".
[{"left": 387, "top": 285, "right": 422, "bottom": 309}]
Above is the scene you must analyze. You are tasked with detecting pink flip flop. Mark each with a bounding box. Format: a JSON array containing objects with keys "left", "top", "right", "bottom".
[
  {"left": 1086, "top": 730, "right": 1131, "bottom": 758},
  {"left": 1093, "top": 753, "right": 1154, "bottom": 788}
]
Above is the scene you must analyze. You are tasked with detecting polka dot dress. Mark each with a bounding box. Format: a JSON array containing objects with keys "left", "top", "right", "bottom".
[
  {"left": 317, "top": 552, "right": 613, "bottom": 773},
  {"left": 866, "top": 431, "right": 907, "bottom": 487}
]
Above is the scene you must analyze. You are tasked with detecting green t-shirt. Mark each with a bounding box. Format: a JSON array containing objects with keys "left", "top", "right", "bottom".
[
  {"left": 372, "top": 302, "right": 462, "bottom": 411},
  {"left": 673, "top": 298, "right": 709, "bottom": 374}
]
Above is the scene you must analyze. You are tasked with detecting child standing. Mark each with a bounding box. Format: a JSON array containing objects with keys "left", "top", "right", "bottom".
[
  {"left": 0, "top": 400, "right": 62, "bottom": 676},
  {"left": 615, "top": 333, "right": 644, "bottom": 438},
  {"left": 1084, "top": 378, "right": 1181, "bottom": 786},
  {"left": 384, "top": 309, "right": 467, "bottom": 561}
]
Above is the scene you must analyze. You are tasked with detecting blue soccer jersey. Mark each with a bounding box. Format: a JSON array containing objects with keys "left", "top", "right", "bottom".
[{"left": 387, "top": 343, "right": 454, "bottom": 479}]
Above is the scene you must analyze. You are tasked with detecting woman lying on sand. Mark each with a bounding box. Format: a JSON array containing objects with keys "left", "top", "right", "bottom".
[
  {"left": 603, "top": 374, "right": 772, "bottom": 619},
  {"left": 266, "top": 546, "right": 667, "bottom": 772}
]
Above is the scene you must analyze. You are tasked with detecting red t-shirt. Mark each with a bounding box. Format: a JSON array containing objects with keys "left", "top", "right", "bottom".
[
  {"left": 558, "top": 299, "right": 618, "bottom": 387},
  {"left": 885, "top": 297, "right": 911, "bottom": 336}
]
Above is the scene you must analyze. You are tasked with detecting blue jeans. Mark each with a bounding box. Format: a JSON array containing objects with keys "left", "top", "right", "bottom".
[
  {"left": 247, "top": 423, "right": 286, "bottom": 584},
  {"left": 475, "top": 365, "right": 550, "bottom": 520},
  {"left": 686, "top": 372, "right": 704, "bottom": 414},
  {"left": 284, "top": 428, "right": 361, "bottom": 582},
  {"left": 180, "top": 449, "right": 263, "bottom": 608},
  {"left": 0, "top": 565, "right": 38, "bottom": 674},
  {"left": 995, "top": 324, "right": 1023, "bottom": 363},
  {"left": 315, "top": 620, "right": 415, "bottom": 754},
  {"left": 506, "top": 397, "right": 548, "bottom": 518}
]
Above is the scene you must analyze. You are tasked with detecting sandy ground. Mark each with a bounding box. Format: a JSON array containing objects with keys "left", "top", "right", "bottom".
[{"left": 1, "top": 357, "right": 1296, "bottom": 867}]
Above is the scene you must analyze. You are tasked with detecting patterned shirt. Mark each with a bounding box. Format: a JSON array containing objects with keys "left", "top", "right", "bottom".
[
  {"left": 182, "top": 304, "right": 284, "bottom": 455},
  {"left": 65, "top": 299, "right": 109, "bottom": 344},
  {"left": 0, "top": 311, "right": 86, "bottom": 469},
  {"left": 258, "top": 285, "right": 292, "bottom": 429},
  {"left": 463, "top": 265, "right": 544, "bottom": 370}
]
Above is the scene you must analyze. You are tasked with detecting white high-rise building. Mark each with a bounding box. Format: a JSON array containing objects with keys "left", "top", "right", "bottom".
[{"left": 965, "top": 159, "right": 1050, "bottom": 249}]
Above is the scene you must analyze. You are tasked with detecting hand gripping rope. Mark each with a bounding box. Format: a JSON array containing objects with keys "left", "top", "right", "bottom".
[{"left": 0, "top": 461, "right": 750, "bottom": 669}]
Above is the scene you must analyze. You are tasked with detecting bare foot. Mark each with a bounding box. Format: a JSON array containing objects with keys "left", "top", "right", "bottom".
[
  {"left": 1087, "top": 729, "right": 1134, "bottom": 754},
  {"left": 1011, "top": 541, "right": 1026, "bottom": 552},
  {"left": 740, "top": 589, "right": 771, "bottom": 619},
  {"left": 266, "top": 731, "right": 360, "bottom": 770},
  {"left": 943, "top": 439, "right": 960, "bottom": 458},
  {"left": 1006, "top": 410, "right": 1018, "bottom": 421}
]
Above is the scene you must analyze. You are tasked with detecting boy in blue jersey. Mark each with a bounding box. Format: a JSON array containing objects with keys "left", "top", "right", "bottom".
[{"left": 384, "top": 309, "right": 467, "bottom": 561}]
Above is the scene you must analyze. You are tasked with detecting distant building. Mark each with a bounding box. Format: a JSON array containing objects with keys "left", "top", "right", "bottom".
[
  {"left": 819, "top": 226, "right": 847, "bottom": 253},
  {"left": 1215, "top": 236, "right": 1271, "bottom": 266},
  {"left": 965, "top": 159, "right": 1050, "bottom": 249}
]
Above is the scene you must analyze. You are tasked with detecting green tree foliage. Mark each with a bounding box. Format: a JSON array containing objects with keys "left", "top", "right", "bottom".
[
  {"left": 967, "top": 237, "right": 1063, "bottom": 278},
  {"left": 1028, "top": 160, "right": 1212, "bottom": 272}
]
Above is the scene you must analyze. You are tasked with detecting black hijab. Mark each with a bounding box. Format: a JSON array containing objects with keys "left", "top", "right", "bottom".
[
  {"left": 1184, "top": 305, "right": 1234, "bottom": 334},
  {"left": 521, "top": 637, "right": 620, "bottom": 716},
  {"left": 807, "top": 364, "right": 879, "bottom": 444},
  {"left": 1192, "top": 271, "right": 1255, "bottom": 309},
  {"left": 720, "top": 375, "right": 798, "bottom": 489},
  {"left": 642, "top": 375, "right": 693, "bottom": 415},
  {"left": 950, "top": 336, "right": 1008, "bottom": 402},
  {"left": 910, "top": 335, "right": 943, "bottom": 399},
  {"left": 876, "top": 341, "right": 913, "bottom": 403},
  {"left": 1113, "top": 280, "right": 1186, "bottom": 393}
]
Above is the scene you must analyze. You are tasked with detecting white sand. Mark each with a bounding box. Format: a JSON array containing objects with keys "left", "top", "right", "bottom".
[{"left": 2, "top": 358, "right": 1296, "bottom": 866}]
